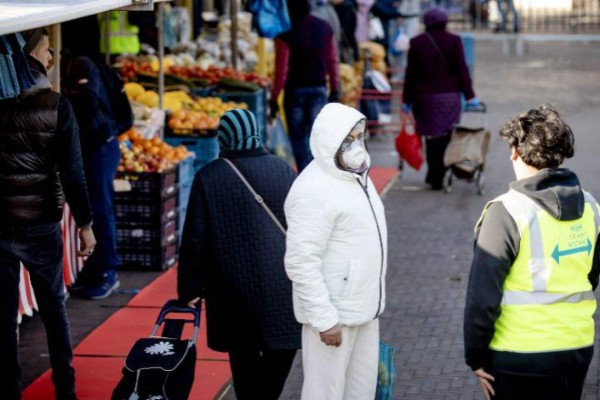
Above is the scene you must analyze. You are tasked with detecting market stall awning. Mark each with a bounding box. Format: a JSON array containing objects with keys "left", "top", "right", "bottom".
[{"left": 0, "top": 0, "right": 137, "bottom": 35}]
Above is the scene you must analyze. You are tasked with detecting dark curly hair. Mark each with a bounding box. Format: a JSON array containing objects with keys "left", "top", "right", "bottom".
[{"left": 499, "top": 104, "right": 574, "bottom": 169}]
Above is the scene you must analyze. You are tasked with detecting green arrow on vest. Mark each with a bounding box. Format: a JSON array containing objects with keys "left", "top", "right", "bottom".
[{"left": 551, "top": 238, "right": 592, "bottom": 263}]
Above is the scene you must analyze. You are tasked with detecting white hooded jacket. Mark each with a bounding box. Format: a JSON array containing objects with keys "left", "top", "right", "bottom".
[{"left": 284, "top": 103, "right": 388, "bottom": 333}]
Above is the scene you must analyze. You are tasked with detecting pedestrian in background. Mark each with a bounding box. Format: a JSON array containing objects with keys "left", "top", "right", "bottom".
[
  {"left": 332, "top": 0, "right": 360, "bottom": 63},
  {"left": 464, "top": 104, "right": 600, "bottom": 400},
  {"left": 285, "top": 103, "right": 388, "bottom": 400},
  {"left": 355, "top": 0, "right": 375, "bottom": 43},
  {"left": 178, "top": 109, "right": 301, "bottom": 400},
  {"left": 63, "top": 56, "right": 123, "bottom": 300},
  {"left": 402, "top": 7, "right": 479, "bottom": 190},
  {"left": 270, "top": 0, "right": 340, "bottom": 173},
  {"left": 496, "top": 0, "right": 520, "bottom": 33},
  {"left": 0, "top": 28, "right": 96, "bottom": 400}
]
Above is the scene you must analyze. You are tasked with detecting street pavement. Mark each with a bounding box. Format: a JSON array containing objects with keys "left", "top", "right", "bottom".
[
  {"left": 276, "top": 38, "right": 600, "bottom": 400},
  {"left": 18, "top": 38, "right": 600, "bottom": 399}
]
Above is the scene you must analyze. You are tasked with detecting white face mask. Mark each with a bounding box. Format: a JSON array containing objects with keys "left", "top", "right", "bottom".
[{"left": 341, "top": 140, "right": 368, "bottom": 172}]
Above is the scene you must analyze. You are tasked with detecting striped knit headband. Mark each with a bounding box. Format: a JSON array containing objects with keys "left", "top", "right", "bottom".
[{"left": 217, "top": 109, "right": 262, "bottom": 151}]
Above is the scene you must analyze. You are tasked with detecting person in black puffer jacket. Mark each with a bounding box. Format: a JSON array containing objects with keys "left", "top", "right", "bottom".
[
  {"left": 177, "top": 109, "right": 301, "bottom": 400},
  {"left": 0, "top": 28, "right": 95, "bottom": 400}
]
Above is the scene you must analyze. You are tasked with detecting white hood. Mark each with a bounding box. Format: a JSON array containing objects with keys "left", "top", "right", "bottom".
[{"left": 309, "top": 103, "right": 368, "bottom": 178}]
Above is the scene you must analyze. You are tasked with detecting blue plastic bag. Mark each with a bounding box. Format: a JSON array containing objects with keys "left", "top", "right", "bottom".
[
  {"left": 249, "top": 0, "right": 291, "bottom": 39},
  {"left": 375, "top": 341, "right": 397, "bottom": 400}
]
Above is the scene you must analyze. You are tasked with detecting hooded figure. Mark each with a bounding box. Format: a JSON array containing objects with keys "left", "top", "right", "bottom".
[
  {"left": 284, "top": 103, "right": 388, "bottom": 400},
  {"left": 178, "top": 109, "right": 301, "bottom": 400}
]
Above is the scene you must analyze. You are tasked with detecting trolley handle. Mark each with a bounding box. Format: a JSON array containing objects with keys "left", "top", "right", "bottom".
[
  {"left": 464, "top": 101, "right": 487, "bottom": 113},
  {"left": 155, "top": 299, "right": 201, "bottom": 328}
]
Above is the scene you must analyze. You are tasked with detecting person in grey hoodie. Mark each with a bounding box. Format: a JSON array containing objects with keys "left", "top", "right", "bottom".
[{"left": 464, "top": 104, "right": 600, "bottom": 400}]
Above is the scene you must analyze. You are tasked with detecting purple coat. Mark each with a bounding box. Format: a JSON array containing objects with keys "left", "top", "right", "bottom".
[{"left": 403, "top": 27, "right": 475, "bottom": 137}]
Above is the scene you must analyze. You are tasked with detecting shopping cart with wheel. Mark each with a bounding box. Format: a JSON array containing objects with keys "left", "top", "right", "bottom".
[
  {"left": 442, "top": 102, "right": 490, "bottom": 195},
  {"left": 111, "top": 299, "right": 200, "bottom": 400}
]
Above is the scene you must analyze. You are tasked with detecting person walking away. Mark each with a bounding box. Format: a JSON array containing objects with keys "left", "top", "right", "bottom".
[
  {"left": 270, "top": 0, "right": 340, "bottom": 173},
  {"left": 332, "top": 0, "right": 360, "bottom": 63},
  {"left": 464, "top": 104, "right": 600, "bottom": 400},
  {"left": 177, "top": 109, "right": 301, "bottom": 400},
  {"left": 284, "top": 102, "right": 388, "bottom": 400},
  {"left": 63, "top": 56, "right": 123, "bottom": 300},
  {"left": 370, "top": 0, "right": 403, "bottom": 64},
  {"left": 0, "top": 28, "right": 96, "bottom": 400},
  {"left": 402, "top": 7, "right": 479, "bottom": 190},
  {"left": 496, "top": 0, "right": 520, "bottom": 33}
]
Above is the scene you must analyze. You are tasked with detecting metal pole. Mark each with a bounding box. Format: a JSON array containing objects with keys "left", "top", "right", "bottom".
[
  {"left": 52, "top": 23, "right": 61, "bottom": 92},
  {"left": 158, "top": 2, "right": 165, "bottom": 113},
  {"left": 230, "top": 0, "right": 238, "bottom": 70},
  {"left": 104, "top": 12, "right": 111, "bottom": 65}
]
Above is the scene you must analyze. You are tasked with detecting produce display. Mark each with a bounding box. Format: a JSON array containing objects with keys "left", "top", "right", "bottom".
[
  {"left": 340, "top": 63, "right": 362, "bottom": 107},
  {"left": 117, "top": 128, "right": 191, "bottom": 173},
  {"left": 167, "top": 97, "right": 248, "bottom": 132}
]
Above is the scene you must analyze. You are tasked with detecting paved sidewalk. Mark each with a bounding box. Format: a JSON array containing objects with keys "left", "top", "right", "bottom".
[{"left": 276, "top": 39, "right": 600, "bottom": 399}]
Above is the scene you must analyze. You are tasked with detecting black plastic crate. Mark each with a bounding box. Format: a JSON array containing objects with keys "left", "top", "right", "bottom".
[
  {"left": 115, "top": 168, "right": 177, "bottom": 199},
  {"left": 116, "top": 218, "right": 178, "bottom": 248},
  {"left": 118, "top": 242, "right": 178, "bottom": 271},
  {"left": 114, "top": 194, "right": 178, "bottom": 225}
]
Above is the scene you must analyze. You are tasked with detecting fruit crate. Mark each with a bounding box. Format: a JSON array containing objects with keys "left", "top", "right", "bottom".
[
  {"left": 116, "top": 218, "right": 178, "bottom": 248},
  {"left": 115, "top": 168, "right": 177, "bottom": 200},
  {"left": 178, "top": 155, "right": 196, "bottom": 184},
  {"left": 118, "top": 242, "right": 178, "bottom": 271},
  {"left": 213, "top": 88, "right": 266, "bottom": 142},
  {"left": 114, "top": 193, "right": 178, "bottom": 225},
  {"left": 165, "top": 136, "right": 219, "bottom": 174}
]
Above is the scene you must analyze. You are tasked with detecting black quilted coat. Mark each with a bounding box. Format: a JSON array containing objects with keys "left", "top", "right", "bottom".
[{"left": 177, "top": 148, "right": 301, "bottom": 352}]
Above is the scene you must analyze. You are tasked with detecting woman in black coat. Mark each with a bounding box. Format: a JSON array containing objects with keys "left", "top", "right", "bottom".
[{"left": 177, "top": 109, "right": 300, "bottom": 400}]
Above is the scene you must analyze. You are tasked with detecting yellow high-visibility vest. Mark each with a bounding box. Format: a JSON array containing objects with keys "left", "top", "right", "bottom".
[
  {"left": 477, "top": 189, "right": 600, "bottom": 353},
  {"left": 99, "top": 12, "right": 140, "bottom": 55}
]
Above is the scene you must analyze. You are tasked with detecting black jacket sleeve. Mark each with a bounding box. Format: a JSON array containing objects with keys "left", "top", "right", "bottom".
[
  {"left": 464, "top": 202, "right": 519, "bottom": 371},
  {"left": 53, "top": 97, "right": 93, "bottom": 227},
  {"left": 589, "top": 233, "right": 600, "bottom": 290},
  {"left": 177, "top": 172, "right": 210, "bottom": 303}
]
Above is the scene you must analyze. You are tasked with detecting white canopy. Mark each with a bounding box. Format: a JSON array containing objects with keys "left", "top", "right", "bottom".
[{"left": 0, "top": 0, "right": 153, "bottom": 35}]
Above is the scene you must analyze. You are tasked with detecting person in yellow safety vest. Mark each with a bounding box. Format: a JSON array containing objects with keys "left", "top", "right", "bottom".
[
  {"left": 464, "top": 104, "right": 600, "bottom": 400},
  {"left": 99, "top": 11, "right": 140, "bottom": 56}
]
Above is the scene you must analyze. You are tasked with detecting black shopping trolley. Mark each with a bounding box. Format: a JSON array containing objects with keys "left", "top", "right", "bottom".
[
  {"left": 442, "top": 102, "right": 490, "bottom": 195},
  {"left": 111, "top": 299, "right": 200, "bottom": 400}
]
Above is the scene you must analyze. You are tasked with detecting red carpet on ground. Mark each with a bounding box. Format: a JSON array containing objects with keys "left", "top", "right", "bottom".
[{"left": 23, "top": 166, "right": 398, "bottom": 400}]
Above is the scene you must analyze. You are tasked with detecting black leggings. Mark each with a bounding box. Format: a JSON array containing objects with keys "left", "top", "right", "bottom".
[
  {"left": 228, "top": 348, "right": 297, "bottom": 400},
  {"left": 425, "top": 134, "right": 452, "bottom": 189}
]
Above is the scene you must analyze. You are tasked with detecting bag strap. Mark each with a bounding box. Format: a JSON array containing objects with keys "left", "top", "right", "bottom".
[
  {"left": 425, "top": 32, "right": 450, "bottom": 67},
  {"left": 222, "top": 158, "right": 287, "bottom": 235}
]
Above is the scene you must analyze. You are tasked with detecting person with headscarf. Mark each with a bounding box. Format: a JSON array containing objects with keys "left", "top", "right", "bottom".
[
  {"left": 402, "top": 7, "right": 480, "bottom": 190},
  {"left": 270, "top": 0, "right": 340, "bottom": 173},
  {"left": 284, "top": 103, "right": 388, "bottom": 400},
  {"left": 0, "top": 28, "right": 95, "bottom": 400},
  {"left": 177, "top": 109, "right": 301, "bottom": 400},
  {"left": 63, "top": 56, "right": 121, "bottom": 300}
]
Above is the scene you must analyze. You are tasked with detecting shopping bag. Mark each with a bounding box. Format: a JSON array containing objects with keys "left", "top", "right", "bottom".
[
  {"left": 375, "top": 340, "right": 397, "bottom": 400},
  {"left": 395, "top": 113, "right": 423, "bottom": 170},
  {"left": 266, "top": 116, "right": 294, "bottom": 165},
  {"left": 249, "top": 0, "right": 291, "bottom": 39}
]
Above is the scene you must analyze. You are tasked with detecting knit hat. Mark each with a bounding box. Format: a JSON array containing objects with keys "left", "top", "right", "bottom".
[
  {"left": 217, "top": 109, "right": 262, "bottom": 151},
  {"left": 21, "top": 28, "right": 47, "bottom": 54},
  {"left": 423, "top": 7, "right": 449, "bottom": 27}
]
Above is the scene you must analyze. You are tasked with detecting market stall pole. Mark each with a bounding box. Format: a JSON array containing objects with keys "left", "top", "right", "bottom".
[{"left": 230, "top": 0, "right": 238, "bottom": 70}]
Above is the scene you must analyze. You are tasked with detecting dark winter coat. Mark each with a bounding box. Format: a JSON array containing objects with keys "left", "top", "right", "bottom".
[
  {"left": 403, "top": 26, "right": 475, "bottom": 137},
  {"left": 0, "top": 56, "right": 92, "bottom": 227},
  {"left": 177, "top": 148, "right": 301, "bottom": 352}
]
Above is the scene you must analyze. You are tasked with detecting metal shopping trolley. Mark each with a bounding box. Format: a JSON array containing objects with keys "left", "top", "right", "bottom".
[{"left": 442, "top": 102, "right": 490, "bottom": 195}]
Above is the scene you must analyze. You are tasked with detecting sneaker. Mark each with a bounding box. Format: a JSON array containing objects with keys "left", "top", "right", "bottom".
[{"left": 81, "top": 271, "right": 120, "bottom": 300}]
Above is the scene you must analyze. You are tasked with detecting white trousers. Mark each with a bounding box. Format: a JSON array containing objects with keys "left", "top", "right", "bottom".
[{"left": 301, "top": 319, "right": 379, "bottom": 400}]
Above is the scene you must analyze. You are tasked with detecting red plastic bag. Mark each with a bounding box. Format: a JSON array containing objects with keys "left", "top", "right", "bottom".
[{"left": 395, "top": 113, "right": 423, "bottom": 170}]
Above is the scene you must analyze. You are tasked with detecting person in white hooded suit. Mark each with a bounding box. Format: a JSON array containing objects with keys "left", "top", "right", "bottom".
[{"left": 284, "top": 103, "right": 388, "bottom": 400}]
